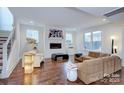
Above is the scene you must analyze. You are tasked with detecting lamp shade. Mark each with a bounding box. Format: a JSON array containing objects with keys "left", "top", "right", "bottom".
[{"left": 110, "top": 36, "right": 115, "bottom": 40}]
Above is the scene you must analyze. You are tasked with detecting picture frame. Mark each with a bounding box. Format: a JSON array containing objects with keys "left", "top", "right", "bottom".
[{"left": 48, "top": 29, "right": 63, "bottom": 39}]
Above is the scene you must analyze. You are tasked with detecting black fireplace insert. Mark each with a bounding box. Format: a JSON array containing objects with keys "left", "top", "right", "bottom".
[{"left": 50, "top": 43, "right": 62, "bottom": 49}]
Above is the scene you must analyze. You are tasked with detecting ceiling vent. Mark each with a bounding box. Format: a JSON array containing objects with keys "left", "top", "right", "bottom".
[{"left": 104, "top": 7, "right": 124, "bottom": 17}]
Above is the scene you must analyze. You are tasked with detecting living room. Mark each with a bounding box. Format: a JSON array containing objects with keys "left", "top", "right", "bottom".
[{"left": 0, "top": 7, "right": 124, "bottom": 85}]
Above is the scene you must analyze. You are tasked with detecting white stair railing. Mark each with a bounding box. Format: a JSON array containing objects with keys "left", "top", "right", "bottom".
[{"left": 1, "top": 30, "right": 15, "bottom": 78}]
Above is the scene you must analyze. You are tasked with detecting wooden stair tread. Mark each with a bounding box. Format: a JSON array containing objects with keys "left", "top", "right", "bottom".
[
  {"left": 0, "top": 39, "right": 6, "bottom": 41},
  {"left": 0, "top": 62, "right": 2, "bottom": 66},
  {"left": 0, "top": 36, "right": 9, "bottom": 73},
  {"left": 0, "top": 37, "right": 8, "bottom": 38},
  {"left": 0, "top": 70, "right": 2, "bottom": 73}
]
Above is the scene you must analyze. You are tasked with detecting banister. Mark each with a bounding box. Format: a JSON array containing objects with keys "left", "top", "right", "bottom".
[
  {"left": 1, "top": 29, "right": 16, "bottom": 78},
  {"left": 5, "top": 30, "right": 14, "bottom": 45}
]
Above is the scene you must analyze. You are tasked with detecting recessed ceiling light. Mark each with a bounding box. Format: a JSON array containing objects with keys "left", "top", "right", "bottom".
[
  {"left": 102, "top": 18, "right": 107, "bottom": 21},
  {"left": 29, "top": 21, "right": 33, "bottom": 24}
]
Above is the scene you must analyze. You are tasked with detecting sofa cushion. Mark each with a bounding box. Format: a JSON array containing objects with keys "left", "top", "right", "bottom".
[
  {"left": 77, "top": 54, "right": 122, "bottom": 84},
  {"left": 102, "top": 56, "right": 115, "bottom": 76},
  {"left": 75, "top": 56, "right": 83, "bottom": 62},
  {"left": 75, "top": 55, "right": 94, "bottom": 62},
  {"left": 75, "top": 53, "right": 82, "bottom": 57},
  {"left": 83, "top": 55, "right": 95, "bottom": 61},
  {"left": 100, "top": 53, "right": 110, "bottom": 57},
  {"left": 112, "top": 55, "right": 122, "bottom": 72},
  {"left": 77, "top": 58, "right": 104, "bottom": 84},
  {"left": 88, "top": 51, "right": 100, "bottom": 58}
]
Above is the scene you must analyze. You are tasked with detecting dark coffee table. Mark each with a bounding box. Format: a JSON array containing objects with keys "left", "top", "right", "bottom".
[{"left": 51, "top": 53, "right": 69, "bottom": 61}]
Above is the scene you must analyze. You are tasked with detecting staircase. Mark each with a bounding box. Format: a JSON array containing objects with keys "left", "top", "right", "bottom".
[{"left": 0, "top": 36, "right": 10, "bottom": 74}]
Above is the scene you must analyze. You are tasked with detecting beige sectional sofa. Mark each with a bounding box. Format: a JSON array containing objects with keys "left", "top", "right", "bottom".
[
  {"left": 75, "top": 51, "right": 110, "bottom": 62},
  {"left": 76, "top": 52, "right": 121, "bottom": 84}
]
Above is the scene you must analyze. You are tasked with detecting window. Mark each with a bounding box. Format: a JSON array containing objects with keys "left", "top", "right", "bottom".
[
  {"left": 26, "top": 30, "right": 39, "bottom": 43},
  {"left": 66, "top": 33, "right": 73, "bottom": 45},
  {"left": 84, "top": 32, "right": 91, "bottom": 50},
  {"left": 92, "top": 31, "right": 102, "bottom": 51},
  {"left": 84, "top": 31, "right": 102, "bottom": 51}
]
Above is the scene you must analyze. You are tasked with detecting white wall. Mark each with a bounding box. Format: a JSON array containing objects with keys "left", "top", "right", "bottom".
[
  {"left": 0, "top": 7, "right": 13, "bottom": 31},
  {"left": 44, "top": 26, "right": 78, "bottom": 58},
  {"left": 76, "top": 22, "right": 124, "bottom": 66},
  {"left": 19, "top": 24, "right": 78, "bottom": 59},
  {"left": 44, "top": 26, "right": 65, "bottom": 58},
  {"left": 75, "top": 31, "right": 83, "bottom": 53},
  {"left": 14, "top": 21, "right": 124, "bottom": 65},
  {"left": 65, "top": 29, "right": 78, "bottom": 54},
  {"left": 20, "top": 24, "right": 44, "bottom": 57},
  {"left": 122, "top": 29, "right": 124, "bottom": 66}
]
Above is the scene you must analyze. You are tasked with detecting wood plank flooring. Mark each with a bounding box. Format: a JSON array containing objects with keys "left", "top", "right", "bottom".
[{"left": 0, "top": 59, "right": 124, "bottom": 85}]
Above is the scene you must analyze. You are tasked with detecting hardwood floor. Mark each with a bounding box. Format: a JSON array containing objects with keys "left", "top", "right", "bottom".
[{"left": 0, "top": 59, "right": 124, "bottom": 85}]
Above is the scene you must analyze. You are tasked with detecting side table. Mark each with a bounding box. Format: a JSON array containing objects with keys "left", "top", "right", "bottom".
[{"left": 66, "top": 62, "right": 78, "bottom": 81}]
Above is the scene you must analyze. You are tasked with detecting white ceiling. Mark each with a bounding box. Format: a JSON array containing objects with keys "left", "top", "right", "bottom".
[
  {"left": 9, "top": 7, "right": 123, "bottom": 29},
  {"left": 76, "top": 7, "right": 124, "bottom": 24},
  {"left": 76, "top": 7, "right": 120, "bottom": 16}
]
